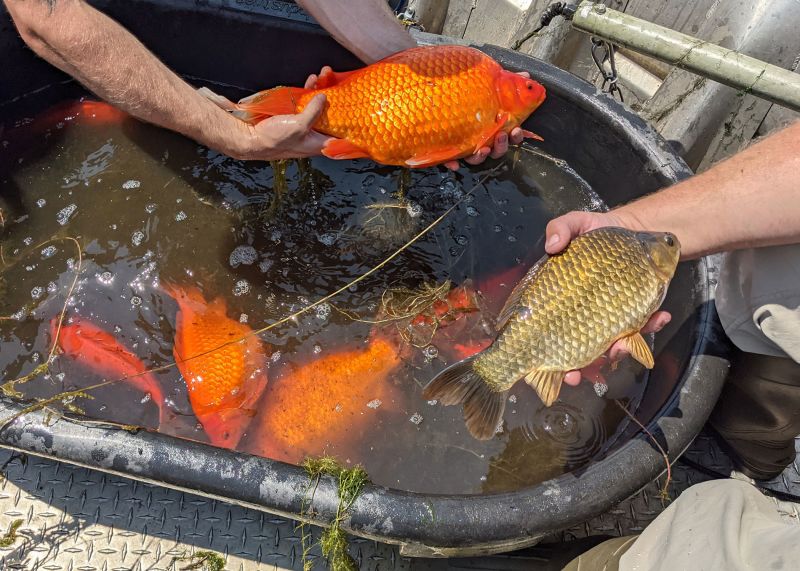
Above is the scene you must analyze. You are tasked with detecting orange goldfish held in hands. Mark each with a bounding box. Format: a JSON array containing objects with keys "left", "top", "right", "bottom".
[
  {"left": 247, "top": 336, "right": 404, "bottom": 465},
  {"left": 52, "top": 317, "right": 171, "bottom": 427},
  {"left": 200, "top": 45, "right": 546, "bottom": 168},
  {"left": 163, "top": 284, "right": 269, "bottom": 449}
]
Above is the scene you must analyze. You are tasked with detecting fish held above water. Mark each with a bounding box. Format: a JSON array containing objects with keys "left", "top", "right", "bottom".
[
  {"left": 423, "top": 227, "right": 681, "bottom": 440},
  {"left": 199, "top": 45, "right": 546, "bottom": 168}
]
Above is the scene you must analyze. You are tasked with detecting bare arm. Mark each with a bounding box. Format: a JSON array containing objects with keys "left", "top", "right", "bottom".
[
  {"left": 297, "top": 0, "right": 416, "bottom": 64},
  {"left": 546, "top": 120, "right": 800, "bottom": 260},
  {"left": 4, "top": 0, "right": 329, "bottom": 160}
]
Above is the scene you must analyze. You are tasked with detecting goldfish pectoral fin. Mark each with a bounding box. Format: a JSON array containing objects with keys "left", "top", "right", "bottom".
[
  {"left": 524, "top": 369, "right": 564, "bottom": 407},
  {"left": 322, "top": 138, "right": 371, "bottom": 160},
  {"left": 520, "top": 129, "right": 544, "bottom": 142},
  {"left": 495, "top": 256, "right": 547, "bottom": 330},
  {"left": 197, "top": 87, "right": 238, "bottom": 112},
  {"left": 232, "top": 86, "right": 309, "bottom": 123},
  {"left": 423, "top": 357, "right": 506, "bottom": 440},
  {"left": 405, "top": 146, "right": 464, "bottom": 168},
  {"left": 315, "top": 69, "right": 356, "bottom": 89},
  {"left": 622, "top": 332, "right": 655, "bottom": 369},
  {"left": 473, "top": 112, "right": 509, "bottom": 152}
]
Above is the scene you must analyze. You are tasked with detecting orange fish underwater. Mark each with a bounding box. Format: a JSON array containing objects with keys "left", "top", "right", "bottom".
[
  {"left": 248, "top": 336, "right": 403, "bottom": 465},
  {"left": 52, "top": 317, "right": 170, "bottom": 427},
  {"left": 200, "top": 45, "right": 546, "bottom": 168},
  {"left": 164, "top": 285, "right": 269, "bottom": 449}
]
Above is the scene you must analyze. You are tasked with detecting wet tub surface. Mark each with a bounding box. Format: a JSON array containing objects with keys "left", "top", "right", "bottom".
[{"left": 1, "top": 87, "right": 649, "bottom": 495}]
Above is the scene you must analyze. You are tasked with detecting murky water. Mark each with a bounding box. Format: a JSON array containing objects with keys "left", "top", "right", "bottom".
[{"left": 0, "top": 92, "right": 648, "bottom": 494}]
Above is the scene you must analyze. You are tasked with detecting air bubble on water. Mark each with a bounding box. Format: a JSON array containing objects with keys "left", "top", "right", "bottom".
[
  {"left": 145, "top": 203, "right": 157, "bottom": 214},
  {"left": 66, "top": 258, "right": 76, "bottom": 270},
  {"left": 25, "top": 265, "right": 35, "bottom": 272},
  {"left": 508, "top": 394, "right": 517, "bottom": 403},
  {"left": 378, "top": 186, "right": 387, "bottom": 195},
  {"left": 270, "top": 351, "right": 282, "bottom": 363},
  {"left": 23, "top": 237, "right": 33, "bottom": 246},
  {"left": 367, "top": 399, "right": 382, "bottom": 409},
  {"left": 31, "top": 352, "right": 41, "bottom": 363},
  {"left": 594, "top": 382, "right": 609, "bottom": 397},
  {"left": 131, "top": 230, "right": 145, "bottom": 247},
  {"left": 30, "top": 286, "right": 44, "bottom": 300},
  {"left": 466, "top": 205, "right": 479, "bottom": 217},
  {"left": 479, "top": 475, "right": 487, "bottom": 482},
  {"left": 47, "top": 282, "right": 57, "bottom": 294},
  {"left": 258, "top": 259, "right": 273, "bottom": 273},
  {"left": 348, "top": 284, "right": 358, "bottom": 292},
  {"left": 406, "top": 201, "right": 423, "bottom": 218},
  {"left": 36, "top": 198, "right": 46, "bottom": 208},
  {"left": 57, "top": 204, "right": 77, "bottom": 225},
  {"left": 122, "top": 179, "right": 141, "bottom": 190},
  {"left": 427, "top": 399, "right": 438, "bottom": 406},
  {"left": 55, "top": 372, "right": 65, "bottom": 382},
  {"left": 174, "top": 211, "right": 187, "bottom": 222},
  {"left": 409, "top": 413, "right": 424, "bottom": 425},
  {"left": 96, "top": 271, "right": 114, "bottom": 286},
  {"left": 229, "top": 245, "right": 258, "bottom": 268},
  {"left": 40, "top": 245, "right": 57, "bottom": 259},
  {"left": 455, "top": 235, "right": 468, "bottom": 246},
  {"left": 315, "top": 303, "right": 331, "bottom": 321},
  {"left": 507, "top": 234, "right": 517, "bottom": 242},
  {"left": 130, "top": 296, "right": 142, "bottom": 307},
  {"left": 176, "top": 198, "right": 183, "bottom": 204},
  {"left": 140, "top": 392, "right": 152, "bottom": 404},
  {"left": 110, "top": 224, "right": 117, "bottom": 231},
  {"left": 233, "top": 279, "right": 250, "bottom": 296},
  {"left": 239, "top": 313, "right": 248, "bottom": 324},
  {"left": 10, "top": 309, "right": 26, "bottom": 321},
  {"left": 493, "top": 225, "right": 503, "bottom": 233},
  {"left": 423, "top": 345, "right": 439, "bottom": 360},
  {"left": 113, "top": 325, "right": 122, "bottom": 333},
  {"left": 317, "top": 233, "right": 336, "bottom": 246}
]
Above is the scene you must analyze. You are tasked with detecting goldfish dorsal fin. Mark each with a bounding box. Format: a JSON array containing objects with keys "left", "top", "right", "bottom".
[
  {"left": 322, "top": 138, "right": 371, "bottom": 160},
  {"left": 314, "top": 68, "right": 357, "bottom": 89},
  {"left": 523, "top": 369, "right": 564, "bottom": 407},
  {"left": 405, "top": 146, "right": 464, "bottom": 168},
  {"left": 495, "top": 255, "right": 547, "bottom": 330},
  {"left": 621, "top": 332, "right": 655, "bottom": 369}
]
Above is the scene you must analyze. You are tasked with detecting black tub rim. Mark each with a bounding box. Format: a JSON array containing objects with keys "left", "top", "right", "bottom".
[{"left": 0, "top": 18, "right": 730, "bottom": 557}]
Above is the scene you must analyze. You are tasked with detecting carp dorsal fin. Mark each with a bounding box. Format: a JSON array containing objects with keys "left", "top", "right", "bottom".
[
  {"left": 621, "top": 332, "right": 655, "bottom": 369},
  {"left": 523, "top": 369, "right": 564, "bottom": 407},
  {"left": 495, "top": 255, "right": 547, "bottom": 331}
]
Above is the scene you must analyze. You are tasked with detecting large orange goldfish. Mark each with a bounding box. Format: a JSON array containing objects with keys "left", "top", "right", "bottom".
[
  {"left": 200, "top": 45, "right": 546, "bottom": 168},
  {"left": 163, "top": 285, "right": 269, "bottom": 449},
  {"left": 247, "top": 336, "right": 403, "bottom": 465}
]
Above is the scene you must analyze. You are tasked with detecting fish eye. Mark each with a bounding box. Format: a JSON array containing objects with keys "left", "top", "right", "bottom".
[
  {"left": 664, "top": 234, "right": 674, "bottom": 247},
  {"left": 526, "top": 82, "right": 534, "bottom": 90}
]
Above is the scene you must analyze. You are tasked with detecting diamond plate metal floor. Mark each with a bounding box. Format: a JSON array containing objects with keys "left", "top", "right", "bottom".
[{"left": 2, "top": 430, "right": 799, "bottom": 570}]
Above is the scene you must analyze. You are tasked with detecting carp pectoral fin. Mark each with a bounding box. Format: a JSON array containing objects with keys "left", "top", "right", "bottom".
[
  {"left": 495, "top": 256, "right": 547, "bottom": 330},
  {"left": 423, "top": 357, "right": 506, "bottom": 440},
  {"left": 520, "top": 129, "right": 544, "bottom": 142},
  {"left": 405, "top": 146, "right": 463, "bottom": 168},
  {"left": 474, "top": 112, "right": 509, "bottom": 153},
  {"left": 622, "top": 332, "right": 655, "bottom": 369},
  {"left": 524, "top": 369, "right": 564, "bottom": 407},
  {"left": 322, "top": 138, "right": 371, "bottom": 160}
]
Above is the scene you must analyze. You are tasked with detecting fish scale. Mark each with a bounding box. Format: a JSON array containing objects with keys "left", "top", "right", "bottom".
[{"left": 424, "top": 227, "right": 680, "bottom": 440}]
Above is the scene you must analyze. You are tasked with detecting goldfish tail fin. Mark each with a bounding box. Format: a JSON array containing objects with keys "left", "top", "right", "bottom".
[
  {"left": 197, "top": 87, "right": 238, "bottom": 112},
  {"left": 423, "top": 357, "right": 505, "bottom": 440}
]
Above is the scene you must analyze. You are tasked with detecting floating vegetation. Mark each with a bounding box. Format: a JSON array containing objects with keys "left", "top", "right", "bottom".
[
  {"left": 299, "top": 456, "right": 369, "bottom": 571},
  {"left": 0, "top": 519, "right": 23, "bottom": 548}
]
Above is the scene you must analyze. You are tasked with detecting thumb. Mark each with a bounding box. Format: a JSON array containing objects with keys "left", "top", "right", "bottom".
[
  {"left": 297, "top": 93, "right": 327, "bottom": 130},
  {"left": 545, "top": 212, "right": 591, "bottom": 254}
]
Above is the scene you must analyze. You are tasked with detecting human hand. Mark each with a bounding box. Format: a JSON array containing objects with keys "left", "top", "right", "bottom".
[
  {"left": 545, "top": 210, "right": 673, "bottom": 387},
  {"left": 444, "top": 71, "right": 533, "bottom": 171}
]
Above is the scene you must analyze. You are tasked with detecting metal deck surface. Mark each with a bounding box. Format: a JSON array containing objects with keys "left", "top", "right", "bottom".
[{"left": 2, "top": 430, "right": 799, "bottom": 570}]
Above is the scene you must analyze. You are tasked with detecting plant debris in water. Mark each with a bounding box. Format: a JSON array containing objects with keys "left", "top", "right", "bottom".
[
  {"left": 174, "top": 549, "right": 226, "bottom": 571},
  {"left": 299, "top": 456, "right": 370, "bottom": 571}
]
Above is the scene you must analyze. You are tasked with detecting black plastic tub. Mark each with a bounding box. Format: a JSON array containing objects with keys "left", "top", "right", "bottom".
[{"left": 0, "top": 0, "right": 730, "bottom": 557}]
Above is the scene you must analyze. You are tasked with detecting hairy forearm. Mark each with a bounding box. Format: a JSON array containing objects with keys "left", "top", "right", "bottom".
[
  {"left": 614, "top": 120, "right": 800, "bottom": 259},
  {"left": 297, "top": 0, "right": 416, "bottom": 63},
  {"left": 5, "top": 0, "right": 252, "bottom": 156}
]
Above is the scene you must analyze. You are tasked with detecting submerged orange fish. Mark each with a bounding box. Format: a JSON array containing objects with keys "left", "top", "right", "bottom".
[
  {"left": 163, "top": 285, "right": 269, "bottom": 449},
  {"left": 200, "top": 45, "right": 546, "bottom": 168},
  {"left": 247, "top": 336, "right": 404, "bottom": 465},
  {"left": 52, "top": 317, "right": 170, "bottom": 427}
]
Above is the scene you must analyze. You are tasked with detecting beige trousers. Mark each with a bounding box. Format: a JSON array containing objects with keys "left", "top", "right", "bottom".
[{"left": 563, "top": 477, "right": 800, "bottom": 571}]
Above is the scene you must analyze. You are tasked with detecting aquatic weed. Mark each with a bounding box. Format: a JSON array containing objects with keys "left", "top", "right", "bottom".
[
  {"left": 299, "top": 456, "right": 370, "bottom": 571},
  {"left": 174, "top": 549, "right": 226, "bottom": 571},
  {"left": 0, "top": 519, "right": 23, "bottom": 548}
]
